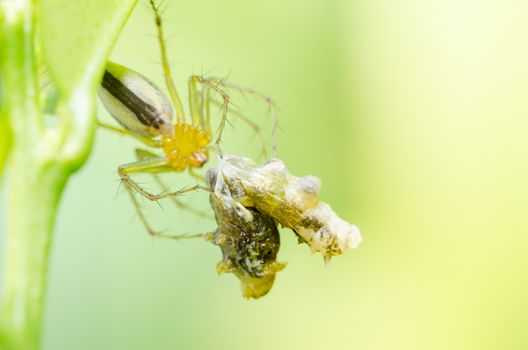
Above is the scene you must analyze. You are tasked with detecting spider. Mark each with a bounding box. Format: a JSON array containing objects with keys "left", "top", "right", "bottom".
[{"left": 98, "top": 0, "right": 278, "bottom": 239}]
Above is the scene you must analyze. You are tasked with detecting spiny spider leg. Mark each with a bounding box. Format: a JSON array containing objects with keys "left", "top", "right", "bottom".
[
  {"left": 118, "top": 157, "right": 210, "bottom": 239},
  {"left": 188, "top": 75, "right": 231, "bottom": 157},
  {"left": 118, "top": 158, "right": 209, "bottom": 201},
  {"left": 135, "top": 148, "right": 213, "bottom": 219},
  {"left": 149, "top": 0, "right": 185, "bottom": 122},
  {"left": 209, "top": 99, "right": 268, "bottom": 160},
  {"left": 123, "top": 182, "right": 210, "bottom": 240},
  {"left": 206, "top": 77, "right": 279, "bottom": 155},
  {"left": 97, "top": 120, "right": 162, "bottom": 148}
]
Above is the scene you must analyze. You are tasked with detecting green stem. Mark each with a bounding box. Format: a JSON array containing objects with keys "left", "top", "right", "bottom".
[
  {"left": 1, "top": 161, "right": 69, "bottom": 349},
  {"left": 1, "top": 1, "right": 40, "bottom": 348},
  {"left": 0, "top": 1, "right": 78, "bottom": 348},
  {"left": 0, "top": 0, "right": 136, "bottom": 347},
  {"left": 0, "top": 118, "right": 11, "bottom": 177}
]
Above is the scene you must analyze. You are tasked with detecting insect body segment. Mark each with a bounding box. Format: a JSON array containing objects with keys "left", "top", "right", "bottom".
[
  {"left": 208, "top": 155, "right": 362, "bottom": 263},
  {"left": 206, "top": 167, "right": 285, "bottom": 299}
]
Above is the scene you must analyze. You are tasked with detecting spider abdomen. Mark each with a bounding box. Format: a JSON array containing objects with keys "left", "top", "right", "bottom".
[{"left": 98, "top": 61, "right": 173, "bottom": 137}]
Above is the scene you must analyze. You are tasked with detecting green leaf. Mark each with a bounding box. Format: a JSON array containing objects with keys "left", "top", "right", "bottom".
[
  {"left": 38, "top": 0, "right": 138, "bottom": 171},
  {"left": 38, "top": 0, "right": 138, "bottom": 97}
]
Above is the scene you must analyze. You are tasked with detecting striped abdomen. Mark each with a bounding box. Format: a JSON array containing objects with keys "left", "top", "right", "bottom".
[{"left": 98, "top": 61, "right": 173, "bottom": 137}]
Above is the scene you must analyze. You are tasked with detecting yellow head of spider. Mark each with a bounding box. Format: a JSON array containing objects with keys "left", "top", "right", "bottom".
[{"left": 161, "top": 123, "right": 211, "bottom": 172}]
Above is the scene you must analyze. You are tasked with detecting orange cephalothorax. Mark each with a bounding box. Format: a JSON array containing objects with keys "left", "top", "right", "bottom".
[{"left": 161, "top": 123, "right": 210, "bottom": 172}]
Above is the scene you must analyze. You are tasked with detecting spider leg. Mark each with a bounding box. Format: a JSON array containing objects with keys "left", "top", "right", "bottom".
[
  {"left": 118, "top": 158, "right": 210, "bottom": 201},
  {"left": 205, "top": 77, "right": 279, "bottom": 155},
  {"left": 118, "top": 157, "right": 210, "bottom": 239},
  {"left": 135, "top": 148, "right": 213, "bottom": 219},
  {"left": 188, "top": 75, "right": 230, "bottom": 158},
  {"left": 97, "top": 120, "right": 162, "bottom": 148},
  {"left": 148, "top": 0, "right": 185, "bottom": 122},
  {"left": 209, "top": 99, "right": 268, "bottom": 160}
]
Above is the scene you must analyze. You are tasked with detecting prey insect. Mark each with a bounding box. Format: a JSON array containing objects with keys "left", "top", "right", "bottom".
[
  {"left": 98, "top": 0, "right": 278, "bottom": 239},
  {"left": 206, "top": 155, "right": 362, "bottom": 264},
  {"left": 205, "top": 169, "right": 285, "bottom": 298},
  {"left": 197, "top": 153, "right": 361, "bottom": 298}
]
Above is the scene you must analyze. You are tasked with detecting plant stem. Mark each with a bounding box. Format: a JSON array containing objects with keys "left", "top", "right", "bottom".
[
  {"left": 0, "top": 0, "right": 70, "bottom": 348},
  {"left": 0, "top": 0, "right": 39, "bottom": 344},
  {"left": 1, "top": 0, "right": 137, "bottom": 347},
  {"left": 1, "top": 162, "right": 68, "bottom": 349}
]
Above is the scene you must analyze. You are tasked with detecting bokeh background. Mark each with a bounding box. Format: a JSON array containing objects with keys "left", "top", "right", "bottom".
[{"left": 2, "top": 0, "right": 528, "bottom": 349}]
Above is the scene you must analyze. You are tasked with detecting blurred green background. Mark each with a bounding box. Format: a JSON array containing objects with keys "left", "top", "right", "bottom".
[{"left": 2, "top": 0, "right": 528, "bottom": 349}]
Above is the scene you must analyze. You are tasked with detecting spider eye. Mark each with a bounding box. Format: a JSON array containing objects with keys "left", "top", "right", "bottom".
[{"left": 98, "top": 61, "right": 173, "bottom": 137}]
